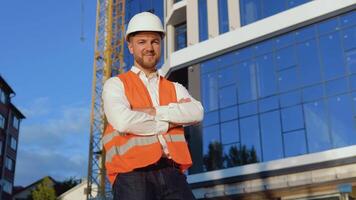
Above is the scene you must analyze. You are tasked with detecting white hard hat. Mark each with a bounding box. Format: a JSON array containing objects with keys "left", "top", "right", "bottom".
[{"left": 125, "top": 12, "right": 165, "bottom": 41}]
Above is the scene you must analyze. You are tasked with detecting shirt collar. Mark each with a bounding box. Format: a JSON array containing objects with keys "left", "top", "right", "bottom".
[{"left": 131, "top": 66, "right": 159, "bottom": 79}]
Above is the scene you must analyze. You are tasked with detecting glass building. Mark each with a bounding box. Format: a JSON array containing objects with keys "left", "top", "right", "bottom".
[{"left": 160, "top": 0, "right": 356, "bottom": 199}]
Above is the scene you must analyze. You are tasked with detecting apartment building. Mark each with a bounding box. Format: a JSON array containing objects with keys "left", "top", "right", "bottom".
[{"left": 0, "top": 76, "right": 25, "bottom": 200}]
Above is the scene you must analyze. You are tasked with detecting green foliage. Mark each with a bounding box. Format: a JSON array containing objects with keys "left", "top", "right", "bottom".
[{"left": 31, "top": 177, "right": 56, "bottom": 200}]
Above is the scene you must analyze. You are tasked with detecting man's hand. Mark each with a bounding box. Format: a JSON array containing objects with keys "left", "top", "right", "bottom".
[
  {"left": 132, "top": 107, "right": 156, "bottom": 116},
  {"left": 178, "top": 98, "right": 191, "bottom": 103}
]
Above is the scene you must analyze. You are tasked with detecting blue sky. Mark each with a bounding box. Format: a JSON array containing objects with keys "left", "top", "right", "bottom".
[{"left": 0, "top": 0, "right": 97, "bottom": 186}]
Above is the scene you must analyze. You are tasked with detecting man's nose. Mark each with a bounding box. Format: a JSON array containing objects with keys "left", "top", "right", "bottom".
[{"left": 145, "top": 43, "right": 154, "bottom": 51}]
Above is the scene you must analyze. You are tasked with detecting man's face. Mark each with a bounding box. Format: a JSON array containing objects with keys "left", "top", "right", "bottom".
[{"left": 128, "top": 32, "right": 161, "bottom": 72}]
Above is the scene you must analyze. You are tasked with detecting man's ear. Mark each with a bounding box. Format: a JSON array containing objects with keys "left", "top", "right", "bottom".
[{"left": 128, "top": 40, "right": 134, "bottom": 54}]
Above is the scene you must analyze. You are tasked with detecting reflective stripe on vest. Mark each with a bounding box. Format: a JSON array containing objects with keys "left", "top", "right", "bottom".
[{"left": 104, "top": 131, "right": 187, "bottom": 163}]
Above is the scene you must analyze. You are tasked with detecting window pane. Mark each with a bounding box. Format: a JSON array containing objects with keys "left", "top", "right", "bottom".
[
  {"left": 240, "top": 0, "right": 262, "bottom": 26},
  {"left": 203, "top": 111, "right": 219, "bottom": 127},
  {"left": 319, "top": 32, "right": 346, "bottom": 80},
  {"left": 287, "top": 0, "right": 310, "bottom": 9},
  {"left": 346, "top": 49, "right": 356, "bottom": 74},
  {"left": 203, "top": 125, "right": 220, "bottom": 154},
  {"left": 259, "top": 96, "right": 279, "bottom": 112},
  {"left": 303, "top": 84, "right": 324, "bottom": 102},
  {"left": 235, "top": 48, "right": 254, "bottom": 63},
  {"left": 237, "top": 60, "right": 257, "bottom": 102},
  {"left": 304, "top": 100, "right": 331, "bottom": 152},
  {"left": 201, "top": 73, "right": 219, "bottom": 111},
  {"left": 218, "top": 65, "right": 237, "bottom": 87},
  {"left": 317, "top": 18, "right": 340, "bottom": 35},
  {"left": 274, "top": 33, "right": 295, "bottom": 49},
  {"left": 198, "top": 0, "right": 208, "bottom": 41},
  {"left": 256, "top": 54, "right": 277, "bottom": 97},
  {"left": 175, "top": 23, "right": 187, "bottom": 51},
  {"left": 240, "top": 115, "right": 262, "bottom": 161},
  {"left": 218, "top": 0, "right": 229, "bottom": 34},
  {"left": 219, "top": 85, "right": 237, "bottom": 108},
  {"left": 220, "top": 106, "right": 238, "bottom": 122},
  {"left": 280, "top": 90, "right": 301, "bottom": 107},
  {"left": 260, "top": 111, "right": 283, "bottom": 161},
  {"left": 325, "top": 77, "right": 348, "bottom": 97},
  {"left": 281, "top": 105, "right": 304, "bottom": 132},
  {"left": 221, "top": 120, "right": 239, "bottom": 144},
  {"left": 278, "top": 67, "right": 299, "bottom": 92},
  {"left": 239, "top": 101, "right": 257, "bottom": 117},
  {"left": 327, "top": 94, "right": 356, "bottom": 147},
  {"left": 340, "top": 11, "right": 356, "bottom": 28},
  {"left": 253, "top": 39, "right": 274, "bottom": 56},
  {"left": 284, "top": 130, "right": 307, "bottom": 157},
  {"left": 201, "top": 59, "right": 218, "bottom": 74},
  {"left": 275, "top": 46, "right": 296, "bottom": 70},
  {"left": 296, "top": 39, "right": 322, "bottom": 86},
  {"left": 342, "top": 26, "right": 356, "bottom": 51},
  {"left": 262, "top": 0, "right": 285, "bottom": 18},
  {"left": 295, "top": 26, "right": 316, "bottom": 42}
]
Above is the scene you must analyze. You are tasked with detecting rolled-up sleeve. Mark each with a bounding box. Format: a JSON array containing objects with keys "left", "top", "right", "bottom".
[
  {"left": 102, "top": 77, "right": 169, "bottom": 135},
  {"left": 155, "top": 82, "right": 204, "bottom": 125}
]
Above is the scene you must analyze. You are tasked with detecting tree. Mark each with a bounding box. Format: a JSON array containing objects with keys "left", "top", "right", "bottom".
[
  {"left": 31, "top": 177, "right": 56, "bottom": 200},
  {"left": 203, "top": 141, "right": 225, "bottom": 171},
  {"left": 54, "top": 177, "right": 80, "bottom": 196}
]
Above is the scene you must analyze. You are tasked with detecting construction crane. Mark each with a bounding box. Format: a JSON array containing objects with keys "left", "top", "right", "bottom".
[{"left": 86, "top": 0, "right": 125, "bottom": 199}]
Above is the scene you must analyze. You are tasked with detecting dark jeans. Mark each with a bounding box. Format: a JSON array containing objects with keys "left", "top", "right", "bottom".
[{"left": 112, "top": 160, "right": 196, "bottom": 200}]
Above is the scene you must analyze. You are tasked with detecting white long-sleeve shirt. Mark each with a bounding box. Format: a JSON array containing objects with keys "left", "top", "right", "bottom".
[{"left": 102, "top": 66, "right": 204, "bottom": 156}]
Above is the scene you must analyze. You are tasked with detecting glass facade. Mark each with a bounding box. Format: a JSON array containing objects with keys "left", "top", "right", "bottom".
[
  {"left": 240, "top": 0, "right": 311, "bottom": 26},
  {"left": 198, "top": 0, "right": 208, "bottom": 42},
  {"left": 124, "top": 0, "right": 164, "bottom": 71},
  {"left": 198, "top": 11, "right": 356, "bottom": 173}
]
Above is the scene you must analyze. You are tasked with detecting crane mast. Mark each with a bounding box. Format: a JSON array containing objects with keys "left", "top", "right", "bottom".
[{"left": 87, "top": 0, "right": 125, "bottom": 199}]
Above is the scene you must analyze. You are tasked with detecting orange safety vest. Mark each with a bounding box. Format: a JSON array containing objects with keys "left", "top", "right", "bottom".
[{"left": 103, "top": 71, "right": 192, "bottom": 184}]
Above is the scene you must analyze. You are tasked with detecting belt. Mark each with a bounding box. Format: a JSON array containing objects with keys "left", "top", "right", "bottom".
[{"left": 134, "top": 157, "right": 180, "bottom": 172}]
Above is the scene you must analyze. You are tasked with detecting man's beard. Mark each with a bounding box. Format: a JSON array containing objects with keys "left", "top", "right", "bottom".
[{"left": 135, "top": 54, "right": 159, "bottom": 69}]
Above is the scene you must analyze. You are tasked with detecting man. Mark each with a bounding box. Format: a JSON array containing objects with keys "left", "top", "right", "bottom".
[{"left": 102, "top": 12, "right": 204, "bottom": 200}]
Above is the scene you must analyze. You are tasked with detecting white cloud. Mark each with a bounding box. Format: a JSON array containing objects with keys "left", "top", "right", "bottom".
[{"left": 14, "top": 99, "right": 91, "bottom": 186}]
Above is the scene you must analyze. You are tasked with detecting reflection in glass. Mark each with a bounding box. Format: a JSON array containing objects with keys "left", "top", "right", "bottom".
[
  {"left": 281, "top": 105, "right": 304, "bottom": 132},
  {"left": 325, "top": 77, "right": 348, "bottom": 97},
  {"left": 220, "top": 106, "right": 238, "bottom": 122},
  {"left": 203, "top": 125, "right": 220, "bottom": 155},
  {"left": 219, "top": 85, "right": 237, "bottom": 108},
  {"left": 319, "top": 32, "right": 345, "bottom": 80},
  {"left": 297, "top": 39, "right": 322, "bottom": 86},
  {"left": 256, "top": 54, "right": 277, "bottom": 97},
  {"left": 237, "top": 60, "right": 258, "bottom": 102},
  {"left": 327, "top": 94, "right": 356, "bottom": 147},
  {"left": 239, "top": 101, "right": 257, "bottom": 117},
  {"left": 284, "top": 130, "right": 307, "bottom": 157},
  {"left": 278, "top": 67, "right": 299, "bottom": 92},
  {"left": 261, "top": 111, "right": 284, "bottom": 161},
  {"left": 240, "top": 116, "right": 262, "bottom": 161},
  {"left": 303, "top": 84, "right": 324, "bottom": 102},
  {"left": 201, "top": 73, "right": 219, "bottom": 111},
  {"left": 346, "top": 49, "right": 356, "bottom": 74},
  {"left": 280, "top": 90, "right": 301, "bottom": 107},
  {"left": 342, "top": 27, "right": 356, "bottom": 51},
  {"left": 304, "top": 100, "right": 331, "bottom": 152},
  {"left": 221, "top": 120, "right": 239, "bottom": 144}
]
